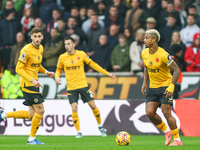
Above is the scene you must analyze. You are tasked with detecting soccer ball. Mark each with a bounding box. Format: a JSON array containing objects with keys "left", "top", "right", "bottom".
[{"left": 116, "top": 131, "right": 131, "bottom": 146}]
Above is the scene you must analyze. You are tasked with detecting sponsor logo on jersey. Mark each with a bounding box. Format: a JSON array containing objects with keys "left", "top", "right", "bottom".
[
  {"left": 31, "top": 63, "right": 40, "bottom": 67},
  {"left": 66, "top": 65, "right": 80, "bottom": 70},
  {"left": 147, "top": 68, "right": 159, "bottom": 73}
]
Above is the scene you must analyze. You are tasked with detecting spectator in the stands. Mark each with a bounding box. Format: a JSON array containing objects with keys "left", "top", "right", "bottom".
[
  {"left": 70, "top": 34, "right": 86, "bottom": 52},
  {"left": 22, "top": 0, "right": 39, "bottom": 19},
  {"left": 157, "top": 1, "right": 183, "bottom": 28},
  {"left": 86, "top": 14, "right": 106, "bottom": 57},
  {"left": 62, "top": 17, "right": 87, "bottom": 45},
  {"left": 180, "top": 14, "right": 200, "bottom": 47},
  {"left": 184, "top": 33, "right": 200, "bottom": 72},
  {"left": 161, "top": 0, "right": 168, "bottom": 11},
  {"left": 170, "top": 31, "right": 186, "bottom": 50},
  {"left": 193, "top": 0, "right": 200, "bottom": 16},
  {"left": 159, "top": 14, "right": 181, "bottom": 51},
  {"left": 188, "top": 4, "right": 200, "bottom": 27},
  {"left": 10, "top": 32, "right": 27, "bottom": 66},
  {"left": 46, "top": 9, "right": 62, "bottom": 32},
  {"left": 1, "top": 0, "right": 24, "bottom": 18},
  {"left": 145, "top": 17, "right": 157, "bottom": 31},
  {"left": 97, "top": 1, "right": 107, "bottom": 21},
  {"left": 174, "top": 0, "right": 187, "bottom": 19},
  {"left": 61, "top": 0, "right": 80, "bottom": 13},
  {"left": 169, "top": 44, "right": 185, "bottom": 71},
  {"left": 79, "top": 7, "right": 87, "bottom": 26},
  {"left": 129, "top": 28, "right": 145, "bottom": 75},
  {"left": 124, "top": 27, "right": 135, "bottom": 44},
  {"left": 124, "top": 0, "right": 143, "bottom": 35},
  {"left": 39, "top": 0, "right": 58, "bottom": 24},
  {"left": 111, "top": 33, "right": 130, "bottom": 72},
  {"left": 89, "top": 34, "right": 112, "bottom": 72},
  {"left": 105, "top": 0, "right": 128, "bottom": 18},
  {"left": 57, "top": 18, "right": 66, "bottom": 39},
  {"left": 1, "top": 63, "right": 23, "bottom": 99},
  {"left": 104, "top": 5, "right": 124, "bottom": 33},
  {"left": 81, "top": 7, "right": 104, "bottom": 34},
  {"left": 21, "top": 8, "right": 34, "bottom": 38},
  {"left": 107, "top": 24, "right": 120, "bottom": 50},
  {"left": 70, "top": 6, "right": 82, "bottom": 28},
  {"left": 43, "top": 28, "right": 64, "bottom": 72},
  {"left": 138, "top": 0, "right": 160, "bottom": 29},
  {"left": 181, "top": 0, "right": 195, "bottom": 13},
  {"left": 0, "top": 8, "right": 21, "bottom": 69},
  {"left": 1, "top": 0, "right": 18, "bottom": 19},
  {"left": 27, "top": 18, "right": 49, "bottom": 46}
]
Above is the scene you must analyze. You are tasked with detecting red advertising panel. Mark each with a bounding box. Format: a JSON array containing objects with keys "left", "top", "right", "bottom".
[{"left": 174, "top": 100, "right": 200, "bottom": 136}]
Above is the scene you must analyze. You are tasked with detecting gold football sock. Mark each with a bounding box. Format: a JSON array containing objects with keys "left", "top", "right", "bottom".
[
  {"left": 92, "top": 107, "right": 101, "bottom": 125},
  {"left": 156, "top": 121, "right": 168, "bottom": 132},
  {"left": 30, "top": 113, "right": 43, "bottom": 137},
  {"left": 171, "top": 128, "right": 180, "bottom": 139},
  {"left": 72, "top": 112, "right": 80, "bottom": 131},
  {"left": 7, "top": 110, "right": 31, "bottom": 119}
]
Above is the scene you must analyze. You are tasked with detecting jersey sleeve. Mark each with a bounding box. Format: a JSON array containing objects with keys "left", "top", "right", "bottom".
[
  {"left": 57, "top": 56, "right": 63, "bottom": 69},
  {"left": 18, "top": 49, "right": 29, "bottom": 64},
  {"left": 163, "top": 52, "right": 174, "bottom": 67},
  {"left": 83, "top": 52, "right": 92, "bottom": 64}
]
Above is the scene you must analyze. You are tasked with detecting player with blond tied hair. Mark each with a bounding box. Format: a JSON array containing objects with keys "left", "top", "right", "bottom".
[{"left": 141, "top": 29, "right": 183, "bottom": 146}]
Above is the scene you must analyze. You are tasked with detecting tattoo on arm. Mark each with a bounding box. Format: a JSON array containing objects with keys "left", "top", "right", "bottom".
[
  {"left": 168, "top": 61, "right": 180, "bottom": 85},
  {"left": 143, "top": 66, "right": 149, "bottom": 84}
]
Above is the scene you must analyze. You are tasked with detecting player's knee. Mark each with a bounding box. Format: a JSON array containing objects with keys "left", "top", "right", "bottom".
[
  {"left": 36, "top": 108, "right": 45, "bottom": 115},
  {"left": 90, "top": 104, "right": 96, "bottom": 110},
  {"left": 146, "top": 111, "right": 155, "bottom": 119},
  {"left": 163, "top": 112, "right": 171, "bottom": 119},
  {"left": 71, "top": 104, "right": 78, "bottom": 112}
]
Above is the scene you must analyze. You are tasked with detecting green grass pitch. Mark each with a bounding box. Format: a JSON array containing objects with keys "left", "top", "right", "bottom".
[{"left": 0, "top": 135, "right": 200, "bottom": 150}]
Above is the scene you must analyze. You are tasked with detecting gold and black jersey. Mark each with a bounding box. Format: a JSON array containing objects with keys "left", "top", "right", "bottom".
[
  {"left": 16, "top": 43, "right": 46, "bottom": 91},
  {"left": 56, "top": 50, "right": 109, "bottom": 91},
  {"left": 141, "top": 47, "right": 173, "bottom": 88}
]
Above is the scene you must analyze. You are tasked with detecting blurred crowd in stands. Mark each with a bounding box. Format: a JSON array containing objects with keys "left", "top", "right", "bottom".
[{"left": 0, "top": 0, "right": 200, "bottom": 75}]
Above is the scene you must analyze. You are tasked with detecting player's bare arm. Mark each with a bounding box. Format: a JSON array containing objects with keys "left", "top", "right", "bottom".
[
  {"left": 168, "top": 61, "right": 180, "bottom": 85},
  {"left": 165, "top": 61, "right": 180, "bottom": 98},
  {"left": 30, "top": 78, "right": 43, "bottom": 88},
  {"left": 55, "top": 77, "right": 62, "bottom": 85},
  {"left": 108, "top": 73, "right": 116, "bottom": 79},
  {"left": 141, "top": 66, "right": 149, "bottom": 95},
  {"left": 46, "top": 72, "right": 55, "bottom": 78}
]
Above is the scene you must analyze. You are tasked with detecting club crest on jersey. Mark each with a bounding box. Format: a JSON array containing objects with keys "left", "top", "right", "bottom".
[
  {"left": 38, "top": 56, "right": 40, "bottom": 60},
  {"left": 77, "top": 57, "right": 80, "bottom": 60},
  {"left": 149, "top": 61, "right": 153, "bottom": 66},
  {"left": 71, "top": 60, "right": 74, "bottom": 64},
  {"left": 156, "top": 58, "right": 159, "bottom": 62}
]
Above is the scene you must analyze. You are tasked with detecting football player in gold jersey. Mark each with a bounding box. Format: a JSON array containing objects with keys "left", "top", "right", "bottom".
[
  {"left": 0, "top": 28, "right": 54, "bottom": 145},
  {"left": 55, "top": 37, "right": 116, "bottom": 138},
  {"left": 141, "top": 29, "right": 183, "bottom": 146}
]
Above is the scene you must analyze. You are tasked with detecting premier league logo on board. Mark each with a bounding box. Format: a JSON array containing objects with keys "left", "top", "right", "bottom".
[{"left": 103, "top": 100, "right": 181, "bottom": 135}]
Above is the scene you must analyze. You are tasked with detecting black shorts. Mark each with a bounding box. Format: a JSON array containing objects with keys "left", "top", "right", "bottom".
[
  {"left": 146, "top": 87, "right": 173, "bottom": 106},
  {"left": 67, "top": 86, "right": 94, "bottom": 104},
  {"left": 22, "top": 86, "right": 44, "bottom": 106}
]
